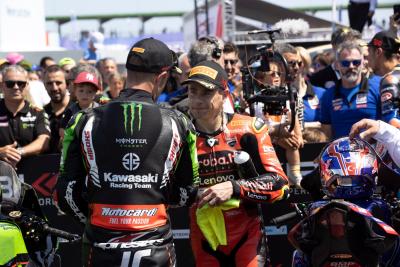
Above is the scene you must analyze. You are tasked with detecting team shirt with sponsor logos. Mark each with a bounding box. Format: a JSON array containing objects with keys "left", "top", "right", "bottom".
[
  {"left": 0, "top": 99, "right": 50, "bottom": 147},
  {"left": 57, "top": 89, "right": 199, "bottom": 235},
  {"left": 195, "top": 113, "right": 288, "bottom": 203},
  {"left": 320, "top": 75, "right": 381, "bottom": 139}
]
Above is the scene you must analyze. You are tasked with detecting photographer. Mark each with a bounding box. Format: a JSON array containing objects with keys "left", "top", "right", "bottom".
[{"left": 251, "top": 58, "right": 303, "bottom": 187}]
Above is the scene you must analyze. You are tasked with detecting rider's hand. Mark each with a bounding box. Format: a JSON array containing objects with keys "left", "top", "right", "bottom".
[
  {"left": 197, "top": 181, "right": 233, "bottom": 208},
  {"left": 349, "top": 119, "right": 380, "bottom": 141},
  {"left": 0, "top": 142, "right": 21, "bottom": 168}
]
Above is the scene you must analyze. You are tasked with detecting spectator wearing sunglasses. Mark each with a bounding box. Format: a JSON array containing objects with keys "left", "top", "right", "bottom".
[
  {"left": 320, "top": 41, "right": 381, "bottom": 140},
  {"left": 43, "top": 65, "right": 72, "bottom": 153},
  {"left": 223, "top": 42, "right": 240, "bottom": 93},
  {"left": 364, "top": 31, "right": 400, "bottom": 128},
  {"left": 0, "top": 65, "right": 50, "bottom": 168},
  {"left": 309, "top": 27, "right": 362, "bottom": 89}
]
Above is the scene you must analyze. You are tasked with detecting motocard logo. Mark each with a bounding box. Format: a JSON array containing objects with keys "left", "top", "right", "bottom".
[
  {"left": 102, "top": 207, "right": 158, "bottom": 217},
  {"left": 122, "top": 153, "right": 140, "bottom": 171},
  {"left": 32, "top": 173, "right": 58, "bottom": 197},
  {"left": 84, "top": 131, "right": 94, "bottom": 160}
]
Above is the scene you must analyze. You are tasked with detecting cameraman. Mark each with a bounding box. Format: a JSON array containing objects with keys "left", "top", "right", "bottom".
[{"left": 251, "top": 58, "right": 303, "bottom": 187}]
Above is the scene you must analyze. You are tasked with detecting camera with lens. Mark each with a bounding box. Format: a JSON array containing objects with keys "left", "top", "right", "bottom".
[{"left": 241, "top": 28, "right": 296, "bottom": 131}]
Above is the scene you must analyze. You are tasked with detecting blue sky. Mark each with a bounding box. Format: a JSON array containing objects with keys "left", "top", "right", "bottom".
[{"left": 44, "top": 0, "right": 399, "bottom": 37}]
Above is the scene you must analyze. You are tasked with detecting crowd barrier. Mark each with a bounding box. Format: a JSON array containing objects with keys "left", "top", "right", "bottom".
[{"left": 16, "top": 142, "right": 326, "bottom": 266}]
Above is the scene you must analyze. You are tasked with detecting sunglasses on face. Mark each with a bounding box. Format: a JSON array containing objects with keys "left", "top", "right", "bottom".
[
  {"left": 288, "top": 60, "right": 303, "bottom": 67},
  {"left": 4, "top": 80, "right": 27, "bottom": 89},
  {"left": 224, "top": 59, "right": 238, "bottom": 66},
  {"left": 340, "top": 59, "right": 362, "bottom": 68}
]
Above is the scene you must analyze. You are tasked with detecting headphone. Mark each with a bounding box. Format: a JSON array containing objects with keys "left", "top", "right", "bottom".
[{"left": 198, "top": 36, "right": 222, "bottom": 60}]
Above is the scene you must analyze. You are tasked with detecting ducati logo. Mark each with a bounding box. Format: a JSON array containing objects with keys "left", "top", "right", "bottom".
[
  {"left": 122, "top": 153, "right": 140, "bottom": 171},
  {"left": 206, "top": 138, "right": 218, "bottom": 147}
]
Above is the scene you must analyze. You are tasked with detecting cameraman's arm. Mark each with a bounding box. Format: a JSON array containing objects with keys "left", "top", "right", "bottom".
[{"left": 294, "top": 115, "right": 304, "bottom": 148}]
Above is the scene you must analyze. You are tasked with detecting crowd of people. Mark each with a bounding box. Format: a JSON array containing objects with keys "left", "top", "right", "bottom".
[{"left": 0, "top": 12, "right": 399, "bottom": 267}]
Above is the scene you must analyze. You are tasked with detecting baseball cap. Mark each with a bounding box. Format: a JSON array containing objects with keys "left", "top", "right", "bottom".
[
  {"left": 126, "top": 38, "right": 175, "bottom": 73},
  {"left": 90, "top": 31, "right": 104, "bottom": 50},
  {"left": 366, "top": 31, "right": 400, "bottom": 53},
  {"left": 182, "top": 60, "right": 228, "bottom": 90},
  {"left": 74, "top": 72, "right": 100, "bottom": 91},
  {"left": 59, "top": 57, "right": 76, "bottom": 67}
]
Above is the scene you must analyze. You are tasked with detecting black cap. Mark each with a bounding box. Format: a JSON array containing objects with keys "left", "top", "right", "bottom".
[
  {"left": 182, "top": 60, "right": 228, "bottom": 90},
  {"left": 367, "top": 31, "right": 400, "bottom": 54},
  {"left": 126, "top": 38, "right": 175, "bottom": 73}
]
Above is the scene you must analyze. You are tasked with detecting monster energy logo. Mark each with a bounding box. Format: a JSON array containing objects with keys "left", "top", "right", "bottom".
[{"left": 122, "top": 103, "right": 143, "bottom": 134}]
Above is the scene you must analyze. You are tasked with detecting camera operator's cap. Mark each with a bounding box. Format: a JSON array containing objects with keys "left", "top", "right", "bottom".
[
  {"left": 366, "top": 31, "right": 400, "bottom": 53},
  {"left": 126, "top": 38, "right": 176, "bottom": 73},
  {"left": 74, "top": 71, "right": 100, "bottom": 91},
  {"left": 182, "top": 60, "right": 228, "bottom": 90}
]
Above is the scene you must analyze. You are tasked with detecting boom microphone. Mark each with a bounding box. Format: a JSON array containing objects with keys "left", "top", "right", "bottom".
[{"left": 248, "top": 28, "right": 281, "bottom": 35}]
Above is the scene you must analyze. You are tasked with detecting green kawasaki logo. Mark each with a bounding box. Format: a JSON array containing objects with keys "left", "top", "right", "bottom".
[{"left": 122, "top": 103, "right": 143, "bottom": 134}]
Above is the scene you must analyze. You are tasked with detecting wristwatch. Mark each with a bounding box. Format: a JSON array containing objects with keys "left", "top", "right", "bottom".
[{"left": 17, "top": 147, "right": 25, "bottom": 157}]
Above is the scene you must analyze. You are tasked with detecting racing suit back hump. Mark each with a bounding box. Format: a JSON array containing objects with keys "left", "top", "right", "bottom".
[{"left": 57, "top": 89, "right": 199, "bottom": 267}]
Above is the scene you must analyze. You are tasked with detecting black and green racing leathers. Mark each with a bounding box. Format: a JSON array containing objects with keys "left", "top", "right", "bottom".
[{"left": 56, "top": 89, "right": 199, "bottom": 267}]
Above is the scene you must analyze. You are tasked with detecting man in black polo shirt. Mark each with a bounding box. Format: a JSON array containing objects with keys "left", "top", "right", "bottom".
[
  {"left": 0, "top": 65, "right": 50, "bottom": 167},
  {"left": 43, "top": 65, "right": 71, "bottom": 153}
]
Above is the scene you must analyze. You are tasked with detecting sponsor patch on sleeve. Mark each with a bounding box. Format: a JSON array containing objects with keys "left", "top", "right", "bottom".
[{"left": 253, "top": 117, "right": 266, "bottom": 132}]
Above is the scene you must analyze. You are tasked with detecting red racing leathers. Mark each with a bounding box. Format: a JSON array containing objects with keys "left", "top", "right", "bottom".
[{"left": 190, "top": 113, "right": 289, "bottom": 267}]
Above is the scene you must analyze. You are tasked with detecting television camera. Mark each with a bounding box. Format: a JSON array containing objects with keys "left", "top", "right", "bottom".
[{"left": 241, "top": 28, "right": 296, "bottom": 131}]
